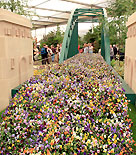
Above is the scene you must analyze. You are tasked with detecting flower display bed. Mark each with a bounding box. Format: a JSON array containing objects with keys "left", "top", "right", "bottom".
[{"left": 0, "top": 53, "right": 135, "bottom": 155}]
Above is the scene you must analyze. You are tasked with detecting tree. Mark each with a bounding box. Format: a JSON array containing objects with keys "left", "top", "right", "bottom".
[
  {"left": 40, "top": 26, "right": 64, "bottom": 47},
  {"left": 107, "top": 0, "right": 136, "bottom": 52},
  {"left": 0, "top": 0, "right": 32, "bottom": 16},
  {"left": 78, "top": 35, "right": 84, "bottom": 48},
  {"left": 54, "top": 26, "right": 64, "bottom": 45},
  {"left": 83, "top": 25, "right": 102, "bottom": 52}
]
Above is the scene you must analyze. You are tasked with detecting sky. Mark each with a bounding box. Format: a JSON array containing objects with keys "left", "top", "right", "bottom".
[
  {"left": 32, "top": 23, "right": 99, "bottom": 42},
  {"left": 28, "top": 0, "right": 110, "bottom": 41}
]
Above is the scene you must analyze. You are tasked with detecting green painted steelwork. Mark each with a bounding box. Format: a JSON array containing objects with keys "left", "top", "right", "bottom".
[
  {"left": 10, "top": 11, "right": 136, "bottom": 106},
  {"left": 11, "top": 7, "right": 136, "bottom": 105},
  {"left": 78, "top": 19, "right": 99, "bottom": 23},
  {"left": 101, "top": 26, "right": 105, "bottom": 59},
  {"left": 59, "top": 10, "right": 78, "bottom": 63},
  {"left": 59, "top": 8, "right": 110, "bottom": 64},
  {"left": 76, "top": 8, "right": 103, "bottom": 13},
  {"left": 101, "top": 23, "right": 110, "bottom": 65},
  {"left": 112, "top": 68, "right": 136, "bottom": 105},
  {"left": 74, "top": 12, "right": 100, "bottom": 16},
  {"left": 74, "top": 8, "right": 103, "bottom": 17},
  {"left": 75, "top": 14, "right": 101, "bottom": 17},
  {"left": 11, "top": 85, "right": 22, "bottom": 98},
  {"left": 67, "top": 21, "right": 78, "bottom": 58},
  {"left": 101, "top": 9, "right": 110, "bottom": 65}
]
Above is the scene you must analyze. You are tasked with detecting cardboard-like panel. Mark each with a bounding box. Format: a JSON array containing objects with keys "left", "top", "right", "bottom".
[
  {"left": 0, "top": 9, "right": 33, "bottom": 111},
  {"left": 125, "top": 12, "right": 136, "bottom": 93}
]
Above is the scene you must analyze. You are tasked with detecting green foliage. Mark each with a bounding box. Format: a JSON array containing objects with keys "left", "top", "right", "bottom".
[
  {"left": 78, "top": 35, "right": 84, "bottom": 48},
  {"left": 107, "top": 0, "right": 136, "bottom": 52},
  {"left": 40, "top": 26, "right": 64, "bottom": 47},
  {"left": 111, "top": 60, "right": 124, "bottom": 78},
  {"left": 0, "top": 0, "right": 32, "bottom": 16},
  {"left": 83, "top": 25, "right": 102, "bottom": 52},
  {"left": 81, "top": 0, "right": 136, "bottom": 53},
  {"left": 93, "top": 40, "right": 100, "bottom": 53},
  {"left": 107, "top": 0, "right": 135, "bottom": 17},
  {"left": 128, "top": 103, "right": 136, "bottom": 151},
  {"left": 111, "top": 59, "right": 116, "bottom": 67},
  {"left": 0, "top": 109, "right": 5, "bottom": 123}
]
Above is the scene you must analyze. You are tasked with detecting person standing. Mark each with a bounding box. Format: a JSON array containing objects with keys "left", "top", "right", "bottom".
[
  {"left": 113, "top": 45, "right": 117, "bottom": 59},
  {"left": 59, "top": 44, "right": 62, "bottom": 60},
  {"left": 36, "top": 43, "right": 40, "bottom": 51},
  {"left": 83, "top": 43, "right": 89, "bottom": 53},
  {"left": 33, "top": 45, "right": 39, "bottom": 61},
  {"left": 51, "top": 45, "right": 56, "bottom": 62},
  {"left": 33, "top": 47, "right": 36, "bottom": 61},
  {"left": 41, "top": 44, "right": 49, "bottom": 65},
  {"left": 55, "top": 44, "right": 60, "bottom": 63},
  {"left": 110, "top": 45, "right": 114, "bottom": 61},
  {"left": 47, "top": 45, "right": 53, "bottom": 63},
  {"left": 88, "top": 43, "right": 93, "bottom": 54},
  {"left": 78, "top": 45, "right": 80, "bottom": 53}
]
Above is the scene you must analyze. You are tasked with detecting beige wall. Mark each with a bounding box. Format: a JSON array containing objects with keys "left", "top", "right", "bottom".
[
  {"left": 0, "top": 8, "right": 33, "bottom": 111},
  {"left": 125, "top": 12, "right": 136, "bottom": 93}
]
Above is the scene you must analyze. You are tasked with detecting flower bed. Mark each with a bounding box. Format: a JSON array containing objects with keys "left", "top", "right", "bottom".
[
  {"left": 111, "top": 60, "right": 124, "bottom": 78},
  {"left": 0, "top": 53, "right": 135, "bottom": 155}
]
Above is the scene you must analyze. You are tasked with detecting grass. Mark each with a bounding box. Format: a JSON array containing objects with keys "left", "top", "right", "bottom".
[
  {"left": 128, "top": 103, "right": 136, "bottom": 151},
  {"left": 0, "top": 109, "right": 5, "bottom": 123},
  {"left": 111, "top": 60, "right": 124, "bottom": 78}
]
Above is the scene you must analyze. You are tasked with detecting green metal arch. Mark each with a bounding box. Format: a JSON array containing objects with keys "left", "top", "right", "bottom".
[{"left": 59, "top": 8, "right": 110, "bottom": 65}]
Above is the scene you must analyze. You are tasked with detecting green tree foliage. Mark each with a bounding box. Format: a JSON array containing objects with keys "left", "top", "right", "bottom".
[
  {"left": 78, "top": 35, "right": 84, "bottom": 48},
  {"left": 54, "top": 26, "right": 64, "bottom": 45},
  {"left": 83, "top": 0, "right": 136, "bottom": 53},
  {"left": 0, "top": 0, "right": 31, "bottom": 16},
  {"left": 107, "top": 0, "right": 136, "bottom": 52},
  {"left": 40, "top": 26, "right": 64, "bottom": 47},
  {"left": 83, "top": 25, "right": 102, "bottom": 53}
]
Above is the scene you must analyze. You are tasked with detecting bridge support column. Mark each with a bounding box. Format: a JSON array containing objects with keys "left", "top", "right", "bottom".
[
  {"left": 67, "top": 21, "right": 78, "bottom": 58},
  {"left": 101, "top": 24, "right": 110, "bottom": 65},
  {"left": 101, "top": 8, "right": 110, "bottom": 65}
]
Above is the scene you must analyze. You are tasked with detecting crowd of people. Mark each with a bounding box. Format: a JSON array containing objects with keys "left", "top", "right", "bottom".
[
  {"left": 83, "top": 43, "right": 94, "bottom": 53},
  {"left": 33, "top": 42, "right": 94, "bottom": 65},
  {"left": 110, "top": 44, "right": 124, "bottom": 61},
  {"left": 78, "top": 43, "right": 94, "bottom": 54},
  {"left": 33, "top": 43, "right": 62, "bottom": 65},
  {"left": 33, "top": 42, "right": 124, "bottom": 65}
]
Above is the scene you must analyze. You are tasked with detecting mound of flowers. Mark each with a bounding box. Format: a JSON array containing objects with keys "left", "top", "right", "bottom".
[{"left": 0, "top": 53, "right": 135, "bottom": 155}]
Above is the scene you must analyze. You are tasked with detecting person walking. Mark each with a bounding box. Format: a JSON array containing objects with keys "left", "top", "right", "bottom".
[
  {"left": 110, "top": 45, "right": 114, "bottom": 61},
  {"left": 41, "top": 44, "right": 49, "bottom": 65}
]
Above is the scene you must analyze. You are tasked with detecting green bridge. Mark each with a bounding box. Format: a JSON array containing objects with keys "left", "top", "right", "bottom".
[
  {"left": 59, "top": 8, "right": 136, "bottom": 105},
  {"left": 12, "top": 8, "right": 136, "bottom": 105},
  {"left": 59, "top": 8, "right": 110, "bottom": 65}
]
